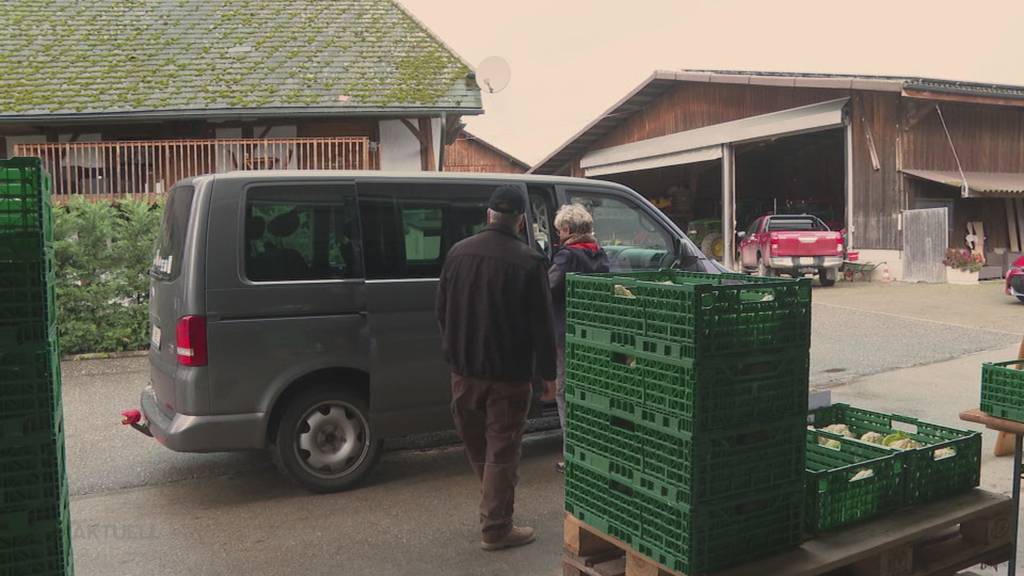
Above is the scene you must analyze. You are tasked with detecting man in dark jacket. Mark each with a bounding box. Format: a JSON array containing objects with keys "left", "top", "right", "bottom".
[
  {"left": 548, "top": 203, "right": 611, "bottom": 472},
  {"left": 436, "top": 185, "right": 557, "bottom": 551}
]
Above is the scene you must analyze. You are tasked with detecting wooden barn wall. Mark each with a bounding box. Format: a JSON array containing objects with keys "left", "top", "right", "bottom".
[
  {"left": 585, "top": 83, "right": 907, "bottom": 249},
  {"left": 593, "top": 83, "right": 844, "bottom": 149},
  {"left": 444, "top": 135, "right": 526, "bottom": 173},
  {"left": 903, "top": 100, "right": 1024, "bottom": 172},
  {"left": 850, "top": 92, "right": 902, "bottom": 250}
]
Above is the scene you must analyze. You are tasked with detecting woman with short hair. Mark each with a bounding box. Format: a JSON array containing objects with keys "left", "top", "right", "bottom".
[{"left": 548, "top": 203, "right": 611, "bottom": 473}]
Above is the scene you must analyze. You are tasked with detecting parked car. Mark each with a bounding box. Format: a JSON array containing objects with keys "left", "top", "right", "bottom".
[
  {"left": 737, "top": 214, "right": 844, "bottom": 286},
  {"left": 1006, "top": 255, "right": 1024, "bottom": 303},
  {"left": 132, "top": 171, "right": 721, "bottom": 492}
]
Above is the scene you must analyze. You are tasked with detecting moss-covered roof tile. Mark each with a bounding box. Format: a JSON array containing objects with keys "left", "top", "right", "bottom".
[{"left": 0, "top": 0, "right": 481, "bottom": 117}]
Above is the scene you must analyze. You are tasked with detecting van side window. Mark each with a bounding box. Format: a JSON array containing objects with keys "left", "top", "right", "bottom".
[
  {"left": 566, "top": 190, "right": 672, "bottom": 271},
  {"left": 358, "top": 183, "right": 491, "bottom": 280},
  {"left": 245, "top": 186, "right": 358, "bottom": 282}
]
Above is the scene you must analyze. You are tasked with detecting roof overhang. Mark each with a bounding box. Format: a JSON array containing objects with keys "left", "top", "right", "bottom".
[
  {"left": 903, "top": 169, "right": 1024, "bottom": 198},
  {"left": 580, "top": 98, "right": 849, "bottom": 177},
  {"left": 0, "top": 106, "right": 484, "bottom": 125},
  {"left": 530, "top": 72, "right": 683, "bottom": 175}
]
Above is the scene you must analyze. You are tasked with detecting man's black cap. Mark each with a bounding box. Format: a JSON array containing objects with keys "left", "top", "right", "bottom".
[{"left": 489, "top": 185, "right": 526, "bottom": 215}]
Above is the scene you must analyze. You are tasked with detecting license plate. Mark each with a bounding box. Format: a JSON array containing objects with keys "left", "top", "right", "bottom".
[
  {"left": 799, "top": 257, "right": 814, "bottom": 265},
  {"left": 151, "top": 325, "right": 162, "bottom": 350}
]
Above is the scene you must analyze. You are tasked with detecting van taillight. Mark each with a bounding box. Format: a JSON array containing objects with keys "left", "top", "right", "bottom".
[{"left": 176, "top": 315, "right": 207, "bottom": 366}]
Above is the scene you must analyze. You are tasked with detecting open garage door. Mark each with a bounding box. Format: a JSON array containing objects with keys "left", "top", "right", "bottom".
[
  {"left": 582, "top": 98, "right": 850, "bottom": 266},
  {"left": 733, "top": 128, "right": 847, "bottom": 272}
]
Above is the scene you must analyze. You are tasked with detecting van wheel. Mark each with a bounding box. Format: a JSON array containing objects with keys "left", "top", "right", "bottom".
[{"left": 273, "top": 387, "right": 382, "bottom": 493}]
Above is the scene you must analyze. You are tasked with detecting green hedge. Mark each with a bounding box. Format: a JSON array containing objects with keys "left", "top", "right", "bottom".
[{"left": 54, "top": 198, "right": 163, "bottom": 355}]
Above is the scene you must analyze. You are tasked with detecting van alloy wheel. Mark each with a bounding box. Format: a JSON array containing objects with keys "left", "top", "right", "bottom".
[{"left": 295, "top": 401, "right": 370, "bottom": 479}]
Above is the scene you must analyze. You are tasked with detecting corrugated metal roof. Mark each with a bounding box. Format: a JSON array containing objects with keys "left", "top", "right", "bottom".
[
  {"left": 532, "top": 69, "right": 1024, "bottom": 175},
  {"left": 0, "top": 0, "right": 481, "bottom": 120},
  {"left": 687, "top": 69, "right": 1024, "bottom": 101},
  {"left": 903, "top": 169, "right": 1024, "bottom": 197}
]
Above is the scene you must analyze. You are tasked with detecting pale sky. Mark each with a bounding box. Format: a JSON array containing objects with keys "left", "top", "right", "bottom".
[{"left": 399, "top": 0, "right": 1024, "bottom": 168}]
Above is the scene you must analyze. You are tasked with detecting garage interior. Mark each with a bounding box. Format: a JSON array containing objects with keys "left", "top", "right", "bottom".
[{"left": 597, "top": 127, "right": 847, "bottom": 264}]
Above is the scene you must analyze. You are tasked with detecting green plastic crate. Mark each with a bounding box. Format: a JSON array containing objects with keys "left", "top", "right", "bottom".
[
  {"left": 564, "top": 336, "right": 644, "bottom": 406},
  {"left": 566, "top": 271, "right": 811, "bottom": 356},
  {"left": 565, "top": 402, "right": 642, "bottom": 470},
  {"left": 565, "top": 458, "right": 643, "bottom": 546},
  {"left": 635, "top": 484, "right": 804, "bottom": 574},
  {"left": 640, "top": 416, "right": 805, "bottom": 504},
  {"left": 0, "top": 256, "right": 57, "bottom": 324},
  {"left": 567, "top": 393, "right": 805, "bottom": 505},
  {"left": 566, "top": 327, "right": 809, "bottom": 434},
  {"left": 808, "top": 403, "right": 981, "bottom": 505},
  {"left": 0, "top": 485, "right": 73, "bottom": 576},
  {"left": 804, "top": 429, "right": 903, "bottom": 533},
  {"left": 0, "top": 158, "right": 53, "bottom": 238},
  {"left": 980, "top": 360, "right": 1024, "bottom": 422},
  {"left": 0, "top": 436, "right": 67, "bottom": 510}
]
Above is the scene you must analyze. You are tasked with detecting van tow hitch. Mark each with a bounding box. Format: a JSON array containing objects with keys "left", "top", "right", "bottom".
[{"left": 120, "top": 409, "right": 152, "bottom": 437}]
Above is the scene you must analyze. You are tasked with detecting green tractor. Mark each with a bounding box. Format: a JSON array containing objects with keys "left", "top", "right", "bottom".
[{"left": 687, "top": 218, "right": 724, "bottom": 261}]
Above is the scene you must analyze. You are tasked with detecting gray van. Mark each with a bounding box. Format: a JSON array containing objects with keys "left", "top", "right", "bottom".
[{"left": 137, "top": 171, "right": 719, "bottom": 492}]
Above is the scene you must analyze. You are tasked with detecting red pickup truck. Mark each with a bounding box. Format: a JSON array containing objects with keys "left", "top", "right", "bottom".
[{"left": 738, "top": 214, "right": 844, "bottom": 286}]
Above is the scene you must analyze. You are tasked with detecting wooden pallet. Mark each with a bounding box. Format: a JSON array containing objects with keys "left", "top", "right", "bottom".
[
  {"left": 562, "top": 512, "right": 683, "bottom": 576},
  {"left": 563, "top": 490, "right": 1012, "bottom": 576}
]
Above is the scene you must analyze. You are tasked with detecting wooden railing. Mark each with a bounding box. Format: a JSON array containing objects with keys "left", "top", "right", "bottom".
[{"left": 13, "top": 137, "right": 374, "bottom": 201}]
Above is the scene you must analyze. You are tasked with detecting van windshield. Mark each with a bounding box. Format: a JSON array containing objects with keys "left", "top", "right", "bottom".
[{"left": 151, "top": 185, "right": 195, "bottom": 280}]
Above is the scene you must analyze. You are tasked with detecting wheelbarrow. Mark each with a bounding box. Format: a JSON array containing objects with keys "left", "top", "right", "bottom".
[{"left": 842, "top": 260, "right": 884, "bottom": 282}]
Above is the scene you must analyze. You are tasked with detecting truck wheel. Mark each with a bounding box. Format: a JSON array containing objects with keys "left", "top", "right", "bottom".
[
  {"left": 757, "top": 257, "right": 774, "bottom": 277},
  {"left": 273, "top": 386, "right": 383, "bottom": 493},
  {"left": 819, "top": 268, "right": 837, "bottom": 287},
  {"left": 1017, "top": 296, "right": 1024, "bottom": 304},
  {"left": 700, "top": 233, "right": 724, "bottom": 261}
]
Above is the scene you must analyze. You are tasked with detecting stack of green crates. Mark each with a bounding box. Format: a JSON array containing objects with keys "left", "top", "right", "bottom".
[
  {"left": 0, "top": 158, "right": 73, "bottom": 576},
  {"left": 563, "top": 270, "right": 811, "bottom": 574}
]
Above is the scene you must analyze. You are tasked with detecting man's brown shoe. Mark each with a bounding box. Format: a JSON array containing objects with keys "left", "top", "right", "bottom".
[{"left": 481, "top": 526, "right": 536, "bottom": 551}]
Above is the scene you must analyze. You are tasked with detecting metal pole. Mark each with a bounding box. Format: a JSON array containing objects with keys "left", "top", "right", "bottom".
[
  {"left": 1012, "top": 433, "right": 1022, "bottom": 576},
  {"left": 721, "top": 144, "right": 736, "bottom": 270}
]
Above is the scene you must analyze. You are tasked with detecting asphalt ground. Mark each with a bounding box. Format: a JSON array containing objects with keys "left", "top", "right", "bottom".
[{"left": 63, "top": 280, "right": 1022, "bottom": 574}]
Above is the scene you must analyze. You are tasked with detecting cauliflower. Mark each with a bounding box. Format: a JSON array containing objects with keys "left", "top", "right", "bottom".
[
  {"left": 860, "top": 432, "right": 885, "bottom": 445},
  {"left": 933, "top": 447, "right": 957, "bottom": 460},
  {"left": 613, "top": 285, "right": 636, "bottom": 298},
  {"left": 849, "top": 469, "right": 875, "bottom": 482},
  {"left": 820, "top": 424, "right": 855, "bottom": 438},
  {"left": 888, "top": 438, "right": 922, "bottom": 450},
  {"left": 818, "top": 437, "right": 841, "bottom": 450}
]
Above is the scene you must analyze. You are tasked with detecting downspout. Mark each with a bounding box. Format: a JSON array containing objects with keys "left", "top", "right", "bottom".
[{"left": 935, "top": 105, "right": 970, "bottom": 198}]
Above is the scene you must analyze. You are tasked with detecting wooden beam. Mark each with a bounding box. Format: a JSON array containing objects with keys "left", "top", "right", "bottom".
[
  {"left": 903, "top": 88, "right": 1024, "bottom": 109},
  {"left": 401, "top": 118, "right": 422, "bottom": 141},
  {"left": 861, "top": 116, "right": 881, "bottom": 171},
  {"left": 418, "top": 117, "right": 435, "bottom": 171}
]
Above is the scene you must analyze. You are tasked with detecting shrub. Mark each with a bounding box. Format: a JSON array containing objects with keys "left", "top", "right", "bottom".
[
  {"left": 53, "top": 198, "right": 163, "bottom": 355},
  {"left": 943, "top": 248, "right": 984, "bottom": 273}
]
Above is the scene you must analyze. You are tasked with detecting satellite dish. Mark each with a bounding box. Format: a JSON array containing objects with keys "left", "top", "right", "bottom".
[{"left": 476, "top": 56, "right": 511, "bottom": 94}]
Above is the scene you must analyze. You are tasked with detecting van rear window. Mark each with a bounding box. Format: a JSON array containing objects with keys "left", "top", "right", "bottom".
[{"left": 151, "top": 185, "right": 195, "bottom": 280}]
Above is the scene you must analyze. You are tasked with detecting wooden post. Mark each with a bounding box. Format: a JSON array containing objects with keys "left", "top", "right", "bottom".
[{"left": 994, "top": 335, "right": 1024, "bottom": 457}]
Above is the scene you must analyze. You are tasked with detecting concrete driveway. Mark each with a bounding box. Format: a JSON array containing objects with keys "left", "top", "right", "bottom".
[{"left": 63, "top": 280, "right": 1022, "bottom": 575}]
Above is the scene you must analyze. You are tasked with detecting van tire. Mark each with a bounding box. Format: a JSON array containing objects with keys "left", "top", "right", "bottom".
[{"left": 272, "top": 386, "right": 383, "bottom": 493}]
